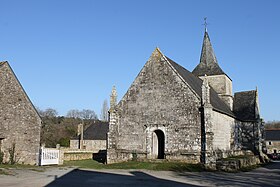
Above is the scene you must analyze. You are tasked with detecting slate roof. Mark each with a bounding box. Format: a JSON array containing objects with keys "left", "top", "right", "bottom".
[
  {"left": 192, "top": 31, "right": 228, "bottom": 78},
  {"left": 233, "top": 90, "right": 258, "bottom": 121},
  {"left": 265, "top": 130, "right": 280, "bottom": 141},
  {"left": 75, "top": 121, "right": 109, "bottom": 140},
  {"left": 165, "top": 56, "right": 235, "bottom": 117}
]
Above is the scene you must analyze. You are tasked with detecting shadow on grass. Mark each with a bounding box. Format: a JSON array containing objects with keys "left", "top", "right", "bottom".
[
  {"left": 45, "top": 169, "right": 198, "bottom": 187},
  {"left": 63, "top": 160, "right": 204, "bottom": 172},
  {"left": 169, "top": 163, "right": 205, "bottom": 172}
]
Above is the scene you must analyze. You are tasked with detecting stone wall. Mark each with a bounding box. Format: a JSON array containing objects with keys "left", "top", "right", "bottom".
[
  {"left": 70, "top": 140, "right": 106, "bottom": 153},
  {"left": 0, "top": 62, "right": 41, "bottom": 165},
  {"left": 107, "top": 50, "right": 202, "bottom": 164},
  {"left": 216, "top": 155, "right": 260, "bottom": 172},
  {"left": 211, "top": 111, "right": 235, "bottom": 150},
  {"left": 59, "top": 148, "right": 95, "bottom": 163},
  {"left": 266, "top": 141, "right": 280, "bottom": 154},
  {"left": 63, "top": 152, "right": 93, "bottom": 161},
  {"left": 201, "top": 74, "right": 233, "bottom": 110},
  {"left": 240, "top": 121, "right": 259, "bottom": 153}
]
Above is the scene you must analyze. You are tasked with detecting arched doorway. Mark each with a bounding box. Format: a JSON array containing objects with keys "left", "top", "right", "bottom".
[{"left": 152, "top": 130, "right": 165, "bottom": 159}]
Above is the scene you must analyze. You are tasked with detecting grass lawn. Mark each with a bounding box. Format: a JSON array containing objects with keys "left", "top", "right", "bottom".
[{"left": 63, "top": 160, "right": 204, "bottom": 172}]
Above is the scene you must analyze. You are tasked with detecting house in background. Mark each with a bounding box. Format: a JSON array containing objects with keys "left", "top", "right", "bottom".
[
  {"left": 70, "top": 121, "right": 109, "bottom": 153},
  {"left": 0, "top": 61, "right": 41, "bottom": 165},
  {"left": 265, "top": 129, "right": 280, "bottom": 155}
]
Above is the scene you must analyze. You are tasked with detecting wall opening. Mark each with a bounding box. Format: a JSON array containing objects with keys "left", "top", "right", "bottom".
[
  {"left": 152, "top": 130, "right": 165, "bottom": 159},
  {"left": 0, "top": 138, "right": 4, "bottom": 150}
]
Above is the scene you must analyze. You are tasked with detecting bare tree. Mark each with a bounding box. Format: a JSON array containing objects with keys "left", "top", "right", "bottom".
[
  {"left": 66, "top": 109, "right": 80, "bottom": 118},
  {"left": 35, "top": 106, "right": 44, "bottom": 117},
  {"left": 80, "top": 109, "right": 98, "bottom": 120},
  {"left": 36, "top": 107, "right": 58, "bottom": 118},
  {"left": 100, "top": 99, "right": 109, "bottom": 121},
  {"left": 66, "top": 109, "right": 97, "bottom": 119},
  {"left": 265, "top": 121, "right": 280, "bottom": 129},
  {"left": 45, "top": 108, "right": 58, "bottom": 117}
]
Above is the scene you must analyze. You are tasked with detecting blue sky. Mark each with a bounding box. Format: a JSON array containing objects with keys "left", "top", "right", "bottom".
[{"left": 0, "top": 0, "right": 279, "bottom": 121}]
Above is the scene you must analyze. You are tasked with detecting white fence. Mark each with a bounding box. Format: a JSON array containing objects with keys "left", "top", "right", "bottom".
[{"left": 40, "top": 147, "right": 60, "bottom": 166}]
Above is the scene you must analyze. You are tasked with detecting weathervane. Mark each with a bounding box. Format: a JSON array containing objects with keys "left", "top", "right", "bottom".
[{"left": 203, "top": 17, "right": 208, "bottom": 32}]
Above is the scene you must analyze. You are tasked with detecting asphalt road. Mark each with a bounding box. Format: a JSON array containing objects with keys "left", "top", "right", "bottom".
[{"left": 1, "top": 161, "right": 280, "bottom": 187}]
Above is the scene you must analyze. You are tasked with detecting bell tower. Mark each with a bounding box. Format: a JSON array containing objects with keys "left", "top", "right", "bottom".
[{"left": 192, "top": 22, "right": 233, "bottom": 110}]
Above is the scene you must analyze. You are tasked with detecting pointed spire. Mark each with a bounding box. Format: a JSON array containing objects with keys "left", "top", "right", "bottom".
[
  {"left": 200, "top": 30, "right": 218, "bottom": 65},
  {"left": 192, "top": 27, "right": 225, "bottom": 77}
]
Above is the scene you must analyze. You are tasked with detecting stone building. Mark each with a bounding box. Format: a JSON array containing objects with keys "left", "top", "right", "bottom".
[
  {"left": 264, "top": 129, "right": 280, "bottom": 155},
  {"left": 107, "top": 30, "right": 263, "bottom": 167},
  {"left": 70, "top": 121, "right": 109, "bottom": 153},
  {"left": 0, "top": 61, "right": 41, "bottom": 165}
]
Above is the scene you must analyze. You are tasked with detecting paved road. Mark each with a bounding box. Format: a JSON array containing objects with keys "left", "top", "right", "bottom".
[{"left": 1, "top": 161, "right": 280, "bottom": 187}]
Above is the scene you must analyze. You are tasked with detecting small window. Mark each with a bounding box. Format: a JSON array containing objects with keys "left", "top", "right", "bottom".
[
  {"left": 274, "top": 150, "right": 277, "bottom": 154},
  {"left": 269, "top": 141, "right": 272, "bottom": 145}
]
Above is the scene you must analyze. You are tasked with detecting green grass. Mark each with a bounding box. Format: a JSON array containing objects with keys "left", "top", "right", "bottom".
[{"left": 63, "top": 160, "right": 204, "bottom": 172}]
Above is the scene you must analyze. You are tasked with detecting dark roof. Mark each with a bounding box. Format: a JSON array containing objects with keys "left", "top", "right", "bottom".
[
  {"left": 82, "top": 121, "right": 109, "bottom": 140},
  {"left": 265, "top": 130, "right": 280, "bottom": 141},
  {"left": 233, "top": 90, "right": 258, "bottom": 121},
  {"left": 165, "top": 56, "right": 234, "bottom": 117},
  {"left": 192, "top": 31, "right": 227, "bottom": 77}
]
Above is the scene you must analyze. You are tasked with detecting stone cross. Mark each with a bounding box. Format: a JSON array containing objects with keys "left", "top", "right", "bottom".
[{"left": 202, "top": 75, "right": 210, "bottom": 105}]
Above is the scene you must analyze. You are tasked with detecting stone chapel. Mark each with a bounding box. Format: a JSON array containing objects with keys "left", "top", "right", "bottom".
[{"left": 107, "top": 29, "right": 263, "bottom": 167}]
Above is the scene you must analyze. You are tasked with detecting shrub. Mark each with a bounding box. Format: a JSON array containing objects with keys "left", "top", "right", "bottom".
[
  {"left": 0, "top": 149, "right": 4, "bottom": 164},
  {"left": 132, "top": 151, "right": 137, "bottom": 161},
  {"left": 58, "top": 137, "right": 70, "bottom": 147},
  {"left": 8, "top": 143, "right": 16, "bottom": 165}
]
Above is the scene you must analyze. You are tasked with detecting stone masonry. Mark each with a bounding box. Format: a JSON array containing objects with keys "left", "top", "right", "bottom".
[
  {"left": 107, "top": 30, "right": 263, "bottom": 168},
  {"left": 107, "top": 49, "right": 202, "bottom": 164},
  {"left": 0, "top": 62, "right": 41, "bottom": 165}
]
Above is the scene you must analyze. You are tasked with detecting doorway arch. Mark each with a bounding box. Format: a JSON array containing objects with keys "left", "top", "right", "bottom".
[{"left": 152, "top": 130, "right": 165, "bottom": 159}]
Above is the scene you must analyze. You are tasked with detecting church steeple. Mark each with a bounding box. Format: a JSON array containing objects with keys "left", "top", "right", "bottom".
[
  {"left": 193, "top": 24, "right": 233, "bottom": 110},
  {"left": 192, "top": 29, "right": 225, "bottom": 77}
]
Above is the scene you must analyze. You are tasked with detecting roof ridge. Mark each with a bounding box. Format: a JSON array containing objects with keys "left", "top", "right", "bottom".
[
  {"left": 163, "top": 55, "right": 201, "bottom": 100},
  {"left": 234, "top": 90, "right": 256, "bottom": 94},
  {"left": 164, "top": 55, "right": 234, "bottom": 117}
]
